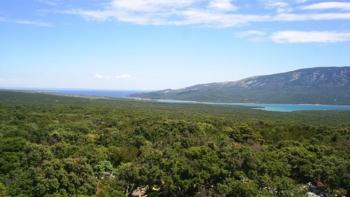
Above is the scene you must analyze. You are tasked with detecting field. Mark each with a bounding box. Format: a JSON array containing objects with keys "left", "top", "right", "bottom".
[{"left": 0, "top": 91, "right": 350, "bottom": 196}]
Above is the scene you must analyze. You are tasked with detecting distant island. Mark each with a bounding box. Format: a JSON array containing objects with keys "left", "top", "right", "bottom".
[{"left": 132, "top": 67, "right": 350, "bottom": 105}]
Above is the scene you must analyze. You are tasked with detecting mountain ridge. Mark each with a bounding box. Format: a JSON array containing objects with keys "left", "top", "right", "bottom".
[{"left": 131, "top": 67, "right": 350, "bottom": 105}]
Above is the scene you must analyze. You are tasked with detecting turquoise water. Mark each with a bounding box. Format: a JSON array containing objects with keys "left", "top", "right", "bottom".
[
  {"left": 238, "top": 103, "right": 350, "bottom": 112},
  {"left": 33, "top": 89, "right": 350, "bottom": 112},
  {"left": 156, "top": 99, "right": 350, "bottom": 112}
]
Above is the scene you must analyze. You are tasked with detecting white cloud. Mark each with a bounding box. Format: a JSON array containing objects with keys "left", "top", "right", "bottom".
[
  {"left": 65, "top": 0, "right": 247, "bottom": 27},
  {"left": 237, "top": 30, "right": 350, "bottom": 44},
  {"left": 302, "top": 2, "right": 350, "bottom": 11},
  {"left": 209, "top": 0, "right": 237, "bottom": 11},
  {"left": 94, "top": 73, "right": 132, "bottom": 80},
  {"left": 270, "top": 31, "right": 350, "bottom": 43},
  {"left": 237, "top": 30, "right": 268, "bottom": 41},
  {"left": 178, "top": 9, "right": 270, "bottom": 27},
  {"left": 13, "top": 19, "right": 53, "bottom": 27},
  {"left": 264, "top": 1, "right": 292, "bottom": 13},
  {"left": 0, "top": 17, "right": 52, "bottom": 27},
  {"left": 262, "top": 0, "right": 309, "bottom": 13},
  {"left": 273, "top": 12, "right": 350, "bottom": 21},
  {"left": 65, "top": 0, "right": 200, "bottom": 25},
  {"left": 111, "top": 0, "right": 202, "bottom": 12},
  {"left": 64, "top": 0, "right": 350, "bottom": 27}
]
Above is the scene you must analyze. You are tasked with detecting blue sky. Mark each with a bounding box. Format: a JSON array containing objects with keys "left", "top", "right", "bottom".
[{"left": 1, "top": 0, "right": 350, "bottom": 90}]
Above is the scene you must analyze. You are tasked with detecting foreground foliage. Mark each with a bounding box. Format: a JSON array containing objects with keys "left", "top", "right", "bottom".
[{"left": 0, "top": 91, "right": 350, "bottom": 196}]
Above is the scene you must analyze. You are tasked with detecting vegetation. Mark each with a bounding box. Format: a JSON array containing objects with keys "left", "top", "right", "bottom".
[
  {"left": 0, "top": 90, "right": 350, "bottom": 196},
  {"left": 133, "top": 67, "right": 350, "bottom": 105}
]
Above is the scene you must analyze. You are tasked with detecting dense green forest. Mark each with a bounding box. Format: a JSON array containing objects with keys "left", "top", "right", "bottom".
[{"left": 0, "top": 91, "right": 350, "bottom": 197}]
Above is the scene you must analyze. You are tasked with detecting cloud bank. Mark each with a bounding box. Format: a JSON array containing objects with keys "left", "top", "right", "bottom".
[
  {"left": 64, "top": 0, "right": 350, "bottom": 27},
  {"left": 239, "top": 30, "right": 350, "bottom": 43},
  {"left": 0, "top": 17, "right": 52, "bottom": 27},
  {"left": 302, "top": 2, "right": 350, "bottom": 11},
  {"left": 271, "top": 31, "right": 350, "bottom": 43},
  {"left": 32, "top": 0, "right": 350, "bottom": 44}
]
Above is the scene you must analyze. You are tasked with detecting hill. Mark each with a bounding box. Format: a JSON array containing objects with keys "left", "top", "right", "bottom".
[
  {"left": 132, "top": 67, "right": 350, "bottom": 104},
  {"left": 0, "top": 91, "right": 350, "bottom": 196}
]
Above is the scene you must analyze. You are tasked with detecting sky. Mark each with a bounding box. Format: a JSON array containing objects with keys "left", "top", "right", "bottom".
[{"left": 0, "top": 0, "right": 350, "bottom": 90}]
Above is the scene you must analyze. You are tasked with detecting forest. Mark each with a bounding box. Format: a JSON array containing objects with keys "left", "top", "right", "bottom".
[{"left": 0, "top": 90, "right": 350, "bottom": 197}]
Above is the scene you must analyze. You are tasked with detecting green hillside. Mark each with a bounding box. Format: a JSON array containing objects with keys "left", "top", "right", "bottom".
[
  {"left": 133, "top": 67, "right": 350, "bottom": 104},
  {"left": 1, "top": 90, "right": 350, "bottom": 196}
]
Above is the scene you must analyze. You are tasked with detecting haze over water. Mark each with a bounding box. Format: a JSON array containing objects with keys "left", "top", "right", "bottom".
[{"left": 39, "top": 90, "right": 350, "bottom": 112}]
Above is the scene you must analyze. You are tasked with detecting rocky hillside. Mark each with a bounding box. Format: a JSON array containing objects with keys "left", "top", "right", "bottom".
[{"left": 131, "top": 67, "right": 350, "bottom": 104}]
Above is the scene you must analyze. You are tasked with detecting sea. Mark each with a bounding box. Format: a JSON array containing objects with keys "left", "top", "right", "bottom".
[
  {"left": 51, "top": 89, "right": 141, "bottom": 98},
  {"left": 155, "top": 99, "right": 350, "bottom": 112}
]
